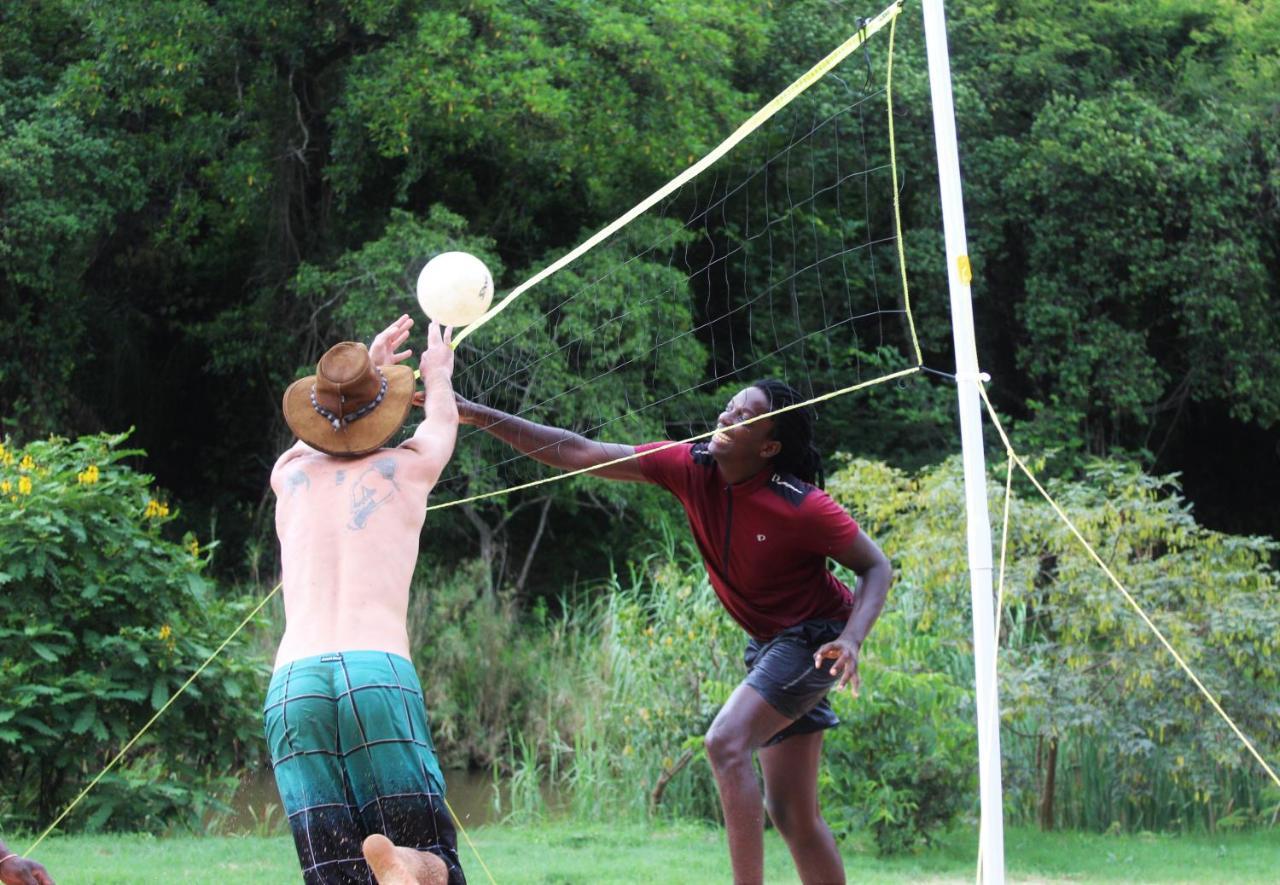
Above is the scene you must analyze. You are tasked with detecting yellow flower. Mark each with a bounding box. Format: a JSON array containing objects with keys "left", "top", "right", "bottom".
[
  {"left": 17, "top": 476, "right": 31, "bottom": 496},
  {"left": 158, "top": 624, "right": 172, "bottom": 641},
  {"left": 78, "top": 465, "right": 100, "bottom": 485},
  {"left": 144, "top": 499, "right": 170, "bottom": 519},
  {"left": 19, "top": 455, "right": 35, "bottom": 471},
  {"left": 0, "top": 451, "right": 12, "bottom": 467},
  {"left": 187, "top": 537, "right": 200, "bottom": 558},
  {"left": 0, "top": 480, "right": 8, "bottom": 495}
]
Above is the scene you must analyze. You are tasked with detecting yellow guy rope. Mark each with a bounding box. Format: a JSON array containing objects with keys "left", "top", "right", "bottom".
[
  {"left": 976, "top": 454, "right": 1014, "bottom": 885},
  {"left": 26, "top": 583, "right": 283, "bottom": 855},
  {"left": 975, "top": 382, "right": 1280, "bottom": 790},
  {"left": 441, "top": 797, "right": 498, "bottom": 885},
  {"left": 450, "top": 0, "right": 906, "bottom": 348},
  {"left": 24, "top": 578, "right": 499, "bottom": 884}
]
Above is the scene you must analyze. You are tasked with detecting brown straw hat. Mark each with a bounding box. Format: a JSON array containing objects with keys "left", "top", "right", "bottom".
[{"left": 282, "top": 342, "right": 415, "bottom": 456}]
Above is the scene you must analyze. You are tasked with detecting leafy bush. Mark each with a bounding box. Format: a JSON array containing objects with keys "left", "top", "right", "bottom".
[
  {"left": 827, "top": 454, "right": 1280, "bottom": 833},
  {"left": 821, "top": 612, "right": 977, "bottom": 855},
  {"left": 0, "top": 432, "right": 267, "bottom": 832},
  {"left": 405, "top": 558, "right": 600, "bottom": 771}
]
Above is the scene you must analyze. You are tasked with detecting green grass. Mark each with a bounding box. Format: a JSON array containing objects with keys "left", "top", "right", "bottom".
[{"left": 23, "top": 822, "right": 1280, "bottom": 883}]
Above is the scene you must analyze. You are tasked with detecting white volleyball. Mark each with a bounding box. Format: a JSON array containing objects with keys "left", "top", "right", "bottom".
[{"left": 416, "top": 251, "right": 494, "bottom": 327}]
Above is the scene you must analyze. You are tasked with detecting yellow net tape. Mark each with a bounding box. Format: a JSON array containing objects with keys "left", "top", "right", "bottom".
[
  {"left": 450, "top": 0, "right": 906, "bottom": 348},
  {"left": 975, "top": 382, "right": 1280, "bottom": 790},
  {"left": 427, "top": 367, "right": 920, "bottom": 512},
  {"left": 885, "top": 11, "right": 923, "bottom": 367}
]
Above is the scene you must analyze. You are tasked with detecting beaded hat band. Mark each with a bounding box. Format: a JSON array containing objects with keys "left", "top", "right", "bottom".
[{"left": 310, "top": 368, "right": 389, "bottom": 430}]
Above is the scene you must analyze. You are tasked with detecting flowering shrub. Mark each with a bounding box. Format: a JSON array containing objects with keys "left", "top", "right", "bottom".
[{"left": 0, "top": 432, "right": 266, "bottom": 832}]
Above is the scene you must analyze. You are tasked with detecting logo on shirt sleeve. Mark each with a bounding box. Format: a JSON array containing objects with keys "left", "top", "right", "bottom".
[
  {"left": 767, "top": 472, "right": 813, "bottom": 507},
  {"left": 691, "top": 441, "right": 716, "bottom": 468}
]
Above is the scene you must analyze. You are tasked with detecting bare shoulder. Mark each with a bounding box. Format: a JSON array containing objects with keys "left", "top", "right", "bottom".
[
  {"left": 344, "top": 446, "right": 437, "bottom": 495},
  {"left": 394, "top": 435, "right": 451, "bottom": 478},
  {"left": 272, "top": 447, "right": 312, "bottom": 494},
  {"left": 272, "top": 448, "right": 345, "bottom": 497}
]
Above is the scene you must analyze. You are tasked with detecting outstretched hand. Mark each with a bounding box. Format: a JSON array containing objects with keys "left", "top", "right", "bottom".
[
  {"left": 416, "top": 321, "right": 454, "bottom": 401},
  {"left": 423, "top": 321, "right": 454, "bottom": 371},
  {"left": 814, "top": 637, "right": 861, "bottom": 698},
  {"left": 369, "top": 314, "right": 415, "bottom": 367},
  {"left": 0, "top": 855, "right": 55, "bottom": 885}
]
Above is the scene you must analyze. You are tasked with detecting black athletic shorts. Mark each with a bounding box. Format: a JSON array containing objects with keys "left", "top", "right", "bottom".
[{"left": 743, "top": 618, "right": 843, "bottom": 747}]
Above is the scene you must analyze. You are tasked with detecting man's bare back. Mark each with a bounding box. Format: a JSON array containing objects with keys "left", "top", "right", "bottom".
[
  {"left": 271, "top": 444, "right": 435, "bottom": 666},
  {"left": 270, "top": 316, "right": 457, "bottom": 669}
]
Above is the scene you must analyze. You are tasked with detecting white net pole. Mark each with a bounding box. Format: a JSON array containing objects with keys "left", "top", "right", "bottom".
[{"left": 921, "top": 1, "right": 1006, "bottom": 881}]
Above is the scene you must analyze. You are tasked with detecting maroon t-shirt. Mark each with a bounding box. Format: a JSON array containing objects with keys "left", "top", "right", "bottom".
[{"left": 637, "top": 441, "right": 860, "bottom": 641}]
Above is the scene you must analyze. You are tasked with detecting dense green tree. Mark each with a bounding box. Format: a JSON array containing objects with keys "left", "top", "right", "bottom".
[
  {"left": 1, "top": 0, "right": 1277, "bottom": 556},
  {"left": 946, "top": 0, "right": 1280, "bottom": 494}
]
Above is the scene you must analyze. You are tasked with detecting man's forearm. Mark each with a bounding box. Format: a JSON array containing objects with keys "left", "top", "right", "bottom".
[
  {"left": 841, "top": 563, "right": 891, "bottom": 646},
  {"left": 466, "top": 402, "right": 591, "bottom": 470},
  {"left": 423, "top": 369, "right": 458, "bottom": 430}
]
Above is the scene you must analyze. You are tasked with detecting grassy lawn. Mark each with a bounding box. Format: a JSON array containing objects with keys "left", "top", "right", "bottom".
[{"left": 24, "top": 822, "right": 1280, "bottom": 883}]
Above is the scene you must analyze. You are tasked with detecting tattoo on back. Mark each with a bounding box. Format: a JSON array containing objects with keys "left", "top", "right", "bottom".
[
  {"left": 335, "top": 470, "right": 346, "bottom": 486},
  {"left": 286, "top": 469, "right": 310, "bottom": 498},
  {"left": 349, "top": 458, "right": 400, "bottom": 530}
]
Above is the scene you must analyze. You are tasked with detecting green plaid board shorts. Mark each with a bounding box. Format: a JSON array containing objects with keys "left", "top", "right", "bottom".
[{"left": 263, "top": 651, "right": 464, "bottom": 884}]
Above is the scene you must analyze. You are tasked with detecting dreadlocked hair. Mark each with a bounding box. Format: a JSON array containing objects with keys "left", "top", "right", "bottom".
[{"left": 751, "top": 379, "right": 824, "bottom": 489}]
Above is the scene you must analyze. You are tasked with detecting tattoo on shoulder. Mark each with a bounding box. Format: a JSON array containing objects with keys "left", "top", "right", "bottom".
[
  {"left": 348, "top": 458, "right": 401, "bottom": 530},
  {"left": 286, "top": 469, "right": 310, "bottom": 498},
  {"left": 335, "top": 470, "right": 346, "bottom": 486}
]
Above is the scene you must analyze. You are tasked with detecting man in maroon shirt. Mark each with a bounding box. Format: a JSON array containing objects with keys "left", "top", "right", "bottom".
[{"left": 456, "top": 379, "right": 892, "bottom": 884}]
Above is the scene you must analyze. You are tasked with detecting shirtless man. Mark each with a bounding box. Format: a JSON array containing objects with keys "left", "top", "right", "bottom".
[{"left": 266, "top": 316, "right": 464, "bottom": 885}]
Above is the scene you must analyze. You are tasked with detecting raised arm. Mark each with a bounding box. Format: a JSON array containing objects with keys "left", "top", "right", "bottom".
[
  {"left": 455, "top": 395, "right": 647, "bottom": 483},
  {"left": 0, "top": 839, "right": 55, "bottom": 885},
  {"left": 401, "top": 322, "right": 458, "bottom": 486}
]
